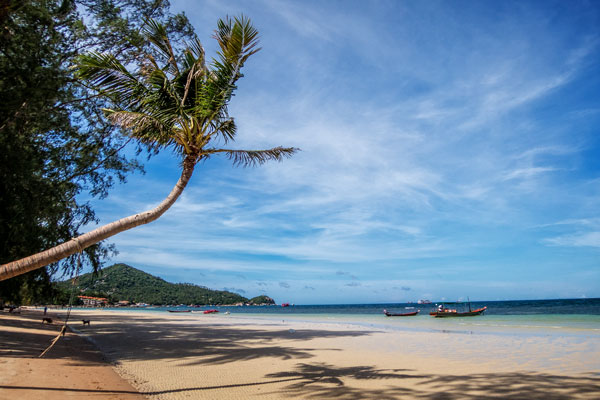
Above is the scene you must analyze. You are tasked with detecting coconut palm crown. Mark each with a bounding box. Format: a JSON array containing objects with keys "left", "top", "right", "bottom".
[
  {"left": 0, "top": 16, "right": 297, "bottom": 281},
  {"left": 77, "top": 16, "right": 296, "bottom": 168}
]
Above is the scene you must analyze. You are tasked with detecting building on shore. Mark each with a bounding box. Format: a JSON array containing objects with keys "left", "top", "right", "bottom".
[{"left": 78, "top": 295, "right": 108, "bottom": 307}]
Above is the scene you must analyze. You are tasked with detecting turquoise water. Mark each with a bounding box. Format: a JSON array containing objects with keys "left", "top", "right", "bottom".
[
  {"left": 215, "top": 312, "right": 600, "bottom": 337},
  {"left": 97, "top": 298, "right": 600, "bottom": 338}
]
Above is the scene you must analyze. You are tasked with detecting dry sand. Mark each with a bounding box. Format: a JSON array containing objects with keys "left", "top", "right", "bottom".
[
  {"left": 0, "top": 308, "right": 145, "bottom": 399},
  {"left": 2, "top": 308, "right": 599, "bottom": 399}
]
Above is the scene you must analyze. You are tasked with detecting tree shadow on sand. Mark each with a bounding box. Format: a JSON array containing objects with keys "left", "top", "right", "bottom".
[
  {"left": 0, "top": 312, "right": 102, "bottom": 361},
  {"left": 1, "top": 311, "right": 376, "bottom": 367},
  {"left": 2, "top": 365, "right": 598, "bottom": 400},
  {"left": 65, "top": 312, "right": 376, "bottom": 366},
  {"left": 6, "top": 312, "right": 598, "bottom": 399},
  {"left": 264, "top": 362, "right": 600, "bottom": 399},
  {"left": 265, "top": 362, "right": 423, "bottom": 399}
]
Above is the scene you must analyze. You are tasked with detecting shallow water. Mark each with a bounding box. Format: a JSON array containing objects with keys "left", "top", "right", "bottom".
[
  {"left": 94, "top": 298, "right": 600, "bottom": 339},
  {"left": 208, "top": 312, "right": 600, "bottom": 337}
]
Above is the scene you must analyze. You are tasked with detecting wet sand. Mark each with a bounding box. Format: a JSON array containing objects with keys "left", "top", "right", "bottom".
[{"left": 1, "top": 308, "right": 599, "bottom": 399}]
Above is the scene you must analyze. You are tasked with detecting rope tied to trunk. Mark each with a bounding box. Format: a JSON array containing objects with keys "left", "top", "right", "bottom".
[{"left": 39, "top": 250, "right": 82, "bottom": 358}]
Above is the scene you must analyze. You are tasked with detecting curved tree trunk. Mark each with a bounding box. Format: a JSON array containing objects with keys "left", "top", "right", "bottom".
[{"left": 0, "top": 158, "right": 196, "bottom": 281}]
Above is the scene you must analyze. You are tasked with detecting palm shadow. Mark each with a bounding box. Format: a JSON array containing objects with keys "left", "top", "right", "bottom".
[
  {"left": 6, "top": 311, "right": 598, "bottom": 399},
  {"left": 63, "top": 312, "right": 376, "bottom": 366},
  {"left": 0, "top": 312, "right": 100, "bottom": 360},
  {"left": 264, "top": 362, "right": 600, "bottom": 399}
]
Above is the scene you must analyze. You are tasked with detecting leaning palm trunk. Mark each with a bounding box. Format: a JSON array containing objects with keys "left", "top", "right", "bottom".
[
  {"left": 1, "top": 17, "right": 297, "bottom": 282},
  {"left": 0, "top": 158, "right": 195, "bottom": 281}
]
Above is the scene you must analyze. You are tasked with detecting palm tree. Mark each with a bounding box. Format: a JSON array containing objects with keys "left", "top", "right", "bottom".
[{"left": 0, "top": 16, "right": 297, "bottom": 281}]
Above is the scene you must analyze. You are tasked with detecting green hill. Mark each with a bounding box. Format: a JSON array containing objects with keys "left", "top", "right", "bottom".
[
  {"left": 247, "top": 295, "right": 276, "bottom": 305},
  {"left": 59, "top": 263, "right": 250, "bottom": 305}
]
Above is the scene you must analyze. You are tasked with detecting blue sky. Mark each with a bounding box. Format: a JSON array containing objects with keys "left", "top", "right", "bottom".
[{"left": 85, "top": 0, "right": 599, "bottom": 304}]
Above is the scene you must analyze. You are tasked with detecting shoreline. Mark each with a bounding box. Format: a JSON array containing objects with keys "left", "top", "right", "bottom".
[
  {"left": 46, "top": 305, "right": 600, "bottom": 342},
  {"left": 2, "top": 308, "right": 599, "bottom": 399}
]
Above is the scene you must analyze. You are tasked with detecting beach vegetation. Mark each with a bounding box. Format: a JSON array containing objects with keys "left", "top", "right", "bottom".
[
  {"left": 248, "top": 295, "right": 276, "bottom": 305},
  {"left": 0, "top": 10, "right": 297, "bottom": 284},
  {"left": 0, "top": 0, "right": 195, "bottom": 303}
]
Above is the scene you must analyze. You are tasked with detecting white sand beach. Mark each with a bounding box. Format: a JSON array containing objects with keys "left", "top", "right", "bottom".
[{"left": 2, "top": 308, "right": 597, "bottom": 399}]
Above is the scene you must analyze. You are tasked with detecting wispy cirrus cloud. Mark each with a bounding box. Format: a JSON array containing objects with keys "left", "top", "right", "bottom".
[
  {"left": 223, "top": 287, "right": 246, "bottom": 295},
  {"left": 540, "top": 218, "right": 600, "bottom": 248},
  {"left": 90, "top": 0, "right": 600, "bottom": 303},
  {"left": 543, "top": 232, "right": 600, "bottom": 248}
]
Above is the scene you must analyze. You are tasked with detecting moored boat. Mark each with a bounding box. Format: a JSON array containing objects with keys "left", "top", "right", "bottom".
[
  {"left": 429, "top": 301, "right": 486, "bottom": 317},
  {"left": 168, "top": 309, "right": 191, "bottom": 313},
  {"left": 203, "top": 309, "right": 219, "bottom": 314},
  {"left": 383, "top": 309, "right": 420, "bottom": 317}
]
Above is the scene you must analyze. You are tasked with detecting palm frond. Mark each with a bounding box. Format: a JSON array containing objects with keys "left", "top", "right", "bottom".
[
  {"left": 104, "top": 109, "right": 162, "bottom": 131},
  {"left": 214, "top": 15, "right": 261, "bottom": 65},
  {"left": 183, "top": 37, "right": 206, "bottom": 71},
  {"left": 193, "top": 16, "right": 261, "bottom": 132},
  {"left": 213, "top": 117, "right": 236, "bottom": 143},
  {"left": 142, "top": 18, "right": 180, "bottom": 76},
  {"left": 75, "top": 52, "right": 142, "bottom": 102},
  {"left": 104, "top": 109, "right": 175, "bottom": 148},
  {"left": 75, "top": 15, "right": 296, "bottom": 168},
  {"left": 205, "top": 146, "right": 299, "bottom": 167}
]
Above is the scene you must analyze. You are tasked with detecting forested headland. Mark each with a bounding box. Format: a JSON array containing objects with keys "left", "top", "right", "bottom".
[{"left": 56, "top": 263, "right": 275, "bottom": 306}]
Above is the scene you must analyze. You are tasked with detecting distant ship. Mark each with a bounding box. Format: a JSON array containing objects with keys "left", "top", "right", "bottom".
[{"left": 417, "top": 299, "right": 432, "bottom": 304}]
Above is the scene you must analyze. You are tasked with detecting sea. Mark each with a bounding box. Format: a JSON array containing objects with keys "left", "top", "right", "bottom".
[{"left": 109, "top": 298, "right": 600, "bottom": 339}]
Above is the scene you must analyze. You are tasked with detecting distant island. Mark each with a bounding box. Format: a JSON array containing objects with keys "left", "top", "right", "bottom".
[{"left": 57, "top": 263, "right": 275, "bottom": 306}]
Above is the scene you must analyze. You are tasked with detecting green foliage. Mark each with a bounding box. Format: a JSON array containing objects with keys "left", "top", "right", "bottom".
[
  {"left": 1, "top": 3, "right": 296, "bottom": 305},
  {"left": 248, "top": 295, "right": 275, "bottom": 305},
  {"left": 58, "top": 263, "right": 249, "bottom": 305},
  {"left": 75, "top": 16, "right": 298, "bottom": 167},
  {"left": 0, "top": 0, "right": 194, "bottom": 303},
  {"left": 48, "top": 284, "right": 74, "bottom": 305}
]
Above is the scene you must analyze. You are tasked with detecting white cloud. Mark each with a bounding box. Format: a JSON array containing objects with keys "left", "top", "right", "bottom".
[
  {"left": 87, "top": 1, "right": 600, "bottom": 302},
  {"left": 502, "top": 167, "right": 559, "bottom": 181},
  {"left": 543, "top": 232, "right": 600, "bottom": 248}
]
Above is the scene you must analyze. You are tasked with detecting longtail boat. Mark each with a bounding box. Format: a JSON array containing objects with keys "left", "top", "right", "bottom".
[
  {"left": 383, "top": 309, "right": 419, "bottom": 317},
  {"left": 168, "top": 310, "right": 191, "bottom": 313},
  {"left": 429, "top": 300, "right": 486, "bottom": 317},
  {"left": 203, "top": 309, "right": 219, "bottom": 314}
]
